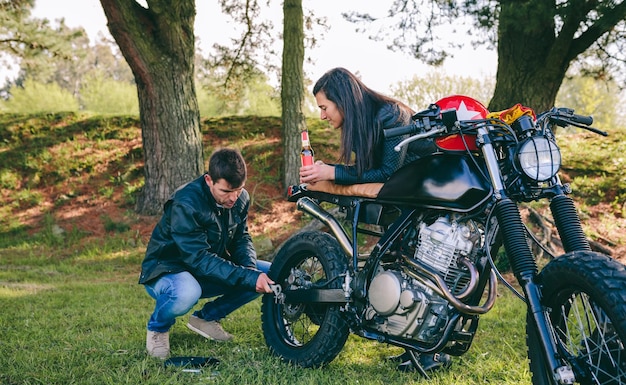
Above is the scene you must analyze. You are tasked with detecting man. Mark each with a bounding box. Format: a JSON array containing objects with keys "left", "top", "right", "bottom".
[{"left": 139, "top": 148, "right": 274, "bottom": 359}]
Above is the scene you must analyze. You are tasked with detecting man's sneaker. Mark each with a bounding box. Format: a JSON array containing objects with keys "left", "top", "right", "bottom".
[
  {"left": 146, "top": 330, "right": 170, "bottom": 359},
  {"left": 187, "top": 315, "right": 233, "bottom": 341}
]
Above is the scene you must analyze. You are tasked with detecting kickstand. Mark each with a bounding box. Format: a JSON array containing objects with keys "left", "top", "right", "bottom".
[{"left": 407, "top": 350, "right": 430, "bottom": 379}]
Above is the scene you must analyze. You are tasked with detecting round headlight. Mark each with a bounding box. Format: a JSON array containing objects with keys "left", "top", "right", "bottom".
[{"left": 517, "top": 137, "right": 561, "bottom": 181}]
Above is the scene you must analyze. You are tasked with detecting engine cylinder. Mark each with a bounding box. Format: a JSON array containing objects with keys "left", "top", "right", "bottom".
[{"left": 414, "top": 217, "right": 473, "bottom": 294}]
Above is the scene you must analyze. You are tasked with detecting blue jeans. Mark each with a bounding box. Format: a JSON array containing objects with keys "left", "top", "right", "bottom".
[{"left": 144, "top": 260, "right": 271, "bottom": 332}]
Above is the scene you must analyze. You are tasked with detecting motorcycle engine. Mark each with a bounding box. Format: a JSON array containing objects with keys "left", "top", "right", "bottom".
[{"left": 365, "top": 216, "right": 479, "bottom": 343}]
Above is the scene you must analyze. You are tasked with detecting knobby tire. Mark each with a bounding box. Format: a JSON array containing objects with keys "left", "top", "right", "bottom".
[
  {"left": 527, "top": 251, "right": 626, "bottom": 385},
  {"left": 261, "top": 231, "right": 350, "bottom": 368}
]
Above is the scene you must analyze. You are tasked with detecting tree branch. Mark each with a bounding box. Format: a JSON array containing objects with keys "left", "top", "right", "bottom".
[{"left": 567, "top": 0, "right": 626, "bottom": 61}]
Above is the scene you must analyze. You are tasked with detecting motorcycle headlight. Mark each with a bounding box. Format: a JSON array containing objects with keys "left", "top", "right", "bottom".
[{"left": 516, "top": 137, "right": 561, "bottom": 181}]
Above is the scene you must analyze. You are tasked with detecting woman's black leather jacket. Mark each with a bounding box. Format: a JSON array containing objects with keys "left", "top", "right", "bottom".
[{"left": 334, "top": 103, "right": 423, "bottom": 184}]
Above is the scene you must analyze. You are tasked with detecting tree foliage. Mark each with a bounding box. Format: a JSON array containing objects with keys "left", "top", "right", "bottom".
[
  {"left": 0, "top": 0, "right": 85, "bottom": 81},
  {"left": 208, "top": 0, "right": 277, "bottom": 90},
  {"left": 345, "top": 1, "right": 626, "bottom": 112},
  {"left": 1, "top": 0, "right": 136, "bottom": 112},
  {"left": 2, "top": 1, "right": 281, "bottom": 120},
  {"left": 0, "top": 78, "right": 79, "bottom": 113},
  {"left": 556, "top": 77, "right": 622, "bottom": 130},
  {"left": 195, "top": 61, "right": 280, "bottom": 117},
  {"left": 80, "top": 72, "right": 139, "bottom": 115},
  {"left": 390, "top": 71, "right": 495, "bottom": 110}
]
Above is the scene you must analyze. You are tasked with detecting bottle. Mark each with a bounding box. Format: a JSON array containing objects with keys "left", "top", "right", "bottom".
[{"left": 300, "top": 130, "right": 314, "bottom": 166}]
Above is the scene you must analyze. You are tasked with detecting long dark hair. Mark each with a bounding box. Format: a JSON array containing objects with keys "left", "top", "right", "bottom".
[{"left": 313, "top": 67, "right": 412, "bottom": 176}]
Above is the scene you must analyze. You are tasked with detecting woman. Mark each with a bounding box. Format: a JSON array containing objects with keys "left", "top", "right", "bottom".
[
  {"left": 299, "top": 67, "right": 420, "bottom": 185},
  {"left": 300, "top": 68, "right": 450, "bottom": 375}
]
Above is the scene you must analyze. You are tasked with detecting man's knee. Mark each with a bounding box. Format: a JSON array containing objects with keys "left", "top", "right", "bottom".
[{"left": 161, "top": 272, "right": 203, "bottom": 316}]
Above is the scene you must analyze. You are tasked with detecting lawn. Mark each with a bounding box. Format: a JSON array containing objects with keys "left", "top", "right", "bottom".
[{"left": 0, "top": 233, "right": 532, "bottom": 384}]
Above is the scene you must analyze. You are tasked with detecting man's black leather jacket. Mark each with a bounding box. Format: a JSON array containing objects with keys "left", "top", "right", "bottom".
[{"left": 138, "top": 175, "right": 261, "bottom": 290}]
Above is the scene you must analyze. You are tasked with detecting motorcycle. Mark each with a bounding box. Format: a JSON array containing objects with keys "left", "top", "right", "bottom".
[{"left": 261, "top": 95, "right": 626, "bottom": 384}]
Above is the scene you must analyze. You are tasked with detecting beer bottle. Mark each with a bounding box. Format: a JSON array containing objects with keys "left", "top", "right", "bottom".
[{"left": 300, "top": 130, "right": 314, "bottom": 166}]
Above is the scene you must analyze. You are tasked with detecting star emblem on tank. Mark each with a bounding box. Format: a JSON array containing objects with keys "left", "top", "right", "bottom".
[{"left": 455, "top": 101, "right": 484, "bottom": 120}]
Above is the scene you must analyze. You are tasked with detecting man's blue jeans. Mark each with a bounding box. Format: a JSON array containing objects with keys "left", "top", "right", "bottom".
[{"left": 144, "top": 260, "right": 271, "bottom": 332}]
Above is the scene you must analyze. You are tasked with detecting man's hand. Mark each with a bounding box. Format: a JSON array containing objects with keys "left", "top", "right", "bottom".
[{"left": 255, "top": 272, "right": 275, "bottom": 294}]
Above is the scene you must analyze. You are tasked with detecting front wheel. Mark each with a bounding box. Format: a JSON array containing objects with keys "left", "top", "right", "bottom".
[
  {"left": 527, "top": 251, "right": 626, "bottom": 384},
  {"left": 261, "top": 231, "right": 350, "bottom": 368}
]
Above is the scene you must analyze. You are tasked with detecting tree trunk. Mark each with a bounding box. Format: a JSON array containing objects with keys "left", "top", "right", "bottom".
[
  {"left": 489, "top": 0, "right": 626, "bottom": 114},
  {"left": 281, "top": 0, "right": 307, "bottom": 189},
  {"left": 489, "top": 1, "right": 567, "bottom": 113},
  {"left": 100, "top": 0, "right": 203, "bottom": 215}
]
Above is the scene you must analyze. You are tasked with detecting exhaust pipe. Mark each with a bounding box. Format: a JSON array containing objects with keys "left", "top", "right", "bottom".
[{"left": 296, "top": 197, "right": 353, "bottom": 258}]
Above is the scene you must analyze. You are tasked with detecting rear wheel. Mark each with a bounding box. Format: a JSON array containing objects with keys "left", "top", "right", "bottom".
[
  {"left": 527, "top": 251, "right": 626, "bottom": 384},
  {"left": 261, "top": 231, "right": 350, "bottom": 368}
]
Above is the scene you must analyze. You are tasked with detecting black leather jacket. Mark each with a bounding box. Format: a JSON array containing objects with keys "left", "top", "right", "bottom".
[
  {"left": 334, "top": 103, "right": 422, "bottom": 184},
  {"left": 138, "top": 175, "right": 261, "bottom": 290}
]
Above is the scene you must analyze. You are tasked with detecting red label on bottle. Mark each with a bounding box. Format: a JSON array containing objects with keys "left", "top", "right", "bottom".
[{"left": 301, "top": 130, "right": 314, "bottom": 166}]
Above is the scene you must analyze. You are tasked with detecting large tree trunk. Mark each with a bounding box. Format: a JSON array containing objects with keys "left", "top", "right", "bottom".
[
  {"left": 490, "top": 0, "right": 626, "bottom": 114},
  {"left": 489, "top": 1, "right": 567, "bottom": 113},
  {"left": 100, "top": 0, "right": 203, "bottom": 215},
  {"left": 281, "top": 0, "right": 307, "bottom": 189}
]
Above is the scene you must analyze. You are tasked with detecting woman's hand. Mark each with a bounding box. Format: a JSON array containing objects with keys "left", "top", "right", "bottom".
[{"left": 299, "top": 160, "right": 334, "bottom": 184}]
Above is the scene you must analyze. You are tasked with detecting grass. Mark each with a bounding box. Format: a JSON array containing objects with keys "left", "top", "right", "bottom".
[
  {"left": 560, "top": 131, "right": 626, "bottom": 206},
  {"left": 0, "top": 112, "right": 624, "bottom": 384},
  {"left": 0, "top": 235, "right": 532, "bottom": 384}
]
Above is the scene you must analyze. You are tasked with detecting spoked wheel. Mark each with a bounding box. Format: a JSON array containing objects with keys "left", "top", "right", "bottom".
[
  {"left": 261, "top": 231, "right": 350, "bottom": 368},
  {"left": 527, "top": 251, "right": 626, "bottom": 384}
]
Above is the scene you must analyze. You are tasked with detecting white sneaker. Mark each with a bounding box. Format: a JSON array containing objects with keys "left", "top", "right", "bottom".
[
  {"left": 187, "top": 315, "right": 233, "bottom": 341},
  {"left": 146, "top": 330, "right": 170, "bottom": 359}
]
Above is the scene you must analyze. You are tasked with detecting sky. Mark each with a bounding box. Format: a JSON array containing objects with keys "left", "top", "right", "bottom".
[{"left": 26, "top": 0, "right": 497, "bottom": 94}]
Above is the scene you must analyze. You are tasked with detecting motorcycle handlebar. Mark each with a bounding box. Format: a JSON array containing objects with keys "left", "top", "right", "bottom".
[
  {"left": 548, "top": 108, "right": 606, "bottom": 136},
  {"left": 551, "top": 108, "right": 593, "bottom": 126},
  {"left": 386, "top": 106, "right": 601, "bottom": 141},
  {"left": 570, "top": 113, "right": 593, "bottom": 126},
  {"left": 384, "top": 107, "right": 458, "bottom": 139},
  {"left": 383, "top": 122, "right": 422, "bottom": 138}
]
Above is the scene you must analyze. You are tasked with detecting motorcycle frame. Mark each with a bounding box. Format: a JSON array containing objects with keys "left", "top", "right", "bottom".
[{"left": 291, "top": 195, "right": 496, "bottom": 354}]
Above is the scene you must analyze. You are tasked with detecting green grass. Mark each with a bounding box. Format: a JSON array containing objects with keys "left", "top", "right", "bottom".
[
  {"left": 560, "top": 130, "right": 626, "bottom": 206},
  {"left": 0, "top": 234, "right": 532, "bottom": 384},
  {"left": 0, "top": 113, "right": 343, "bottom": 247}
]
